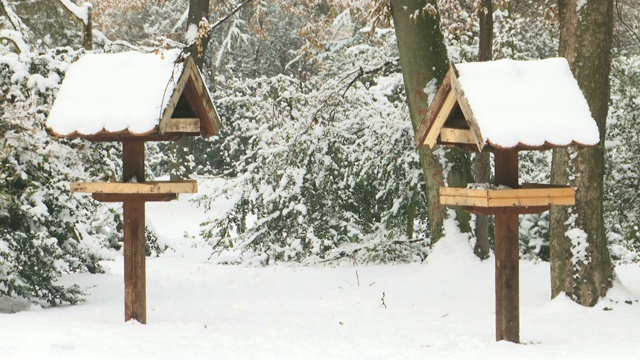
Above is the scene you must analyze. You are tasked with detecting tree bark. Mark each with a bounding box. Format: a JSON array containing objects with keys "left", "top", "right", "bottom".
[
  {"left": 549, "top": 0, "right": 614, "bottom": 306},
  {"left": 473, "top": 0, "right": 493, "bottom": 260},
  {"left": 390, "top": 0, "right": 452, "bottom": 243},
  {"left": 170, "top": 0, "right": 210, "bottom": 181}
]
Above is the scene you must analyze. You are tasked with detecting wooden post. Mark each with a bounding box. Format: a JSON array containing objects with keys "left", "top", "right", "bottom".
[
  {"left": 494, "top": 150, "right": 519, "bottom": 343},
  {"left": 122, "top": 141, "right": 147, "bottom": 324}
]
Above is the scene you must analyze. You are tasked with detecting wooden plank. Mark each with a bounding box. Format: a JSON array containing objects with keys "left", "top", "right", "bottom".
[
  {"left": 159, "top": 58, "right": 221, "bottom": 138},
  {"left": 423, "top": 90, "right": 458, "bottom": 148},
  {"left": 440, "top": 187, "right": 489, "bottom": 197},
  {"left": 441, "top": 186, "right": 574, "bottom": 198},
  {"left": 441, "top": 194, "right": 489, "bottom": 207},
  {"left": 487, "top": 188, "right": 575, "bottom": 198},
  {"left": 71, "top": 180, "right": 198, "bottom": 194},
  {"left": 123, "top": 200, "right": 146, "bottom": 324},
  {"left": 92, "top": 193, "right": 177, "bottom": 203},
  {"left": 415, "top": 68, "right": 453, "bottom": 148},
  {"left": 164, "top": 118, "right": 200, "bottom": 133},
  {"left": 84, "top": 132, "right": 182, "bottom": 142},
  {"left": 439, "top": 127, "right": 475, "bottom": 144},
  {"left": 159, "top": 63, "right": 190, "bottom": 135},
  {"left": 439, "top": 186, "right": 575, "bottom": 207},
  {"left": 464, "top": 206, "right": 551, "bottom": 216},
  {"left": 184, "top": 65, "right": 220, "bottom": 137},
  {"left": 487, "top": 195, "right": 574, "bottom": 207},
  {"left": 449, "top": 65, "right": 485, "bottom": 151}
]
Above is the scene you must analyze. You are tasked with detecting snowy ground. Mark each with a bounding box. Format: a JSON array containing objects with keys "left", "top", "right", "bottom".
[{"left": 2, "top": 180, "right": 640, "bottom": 359}]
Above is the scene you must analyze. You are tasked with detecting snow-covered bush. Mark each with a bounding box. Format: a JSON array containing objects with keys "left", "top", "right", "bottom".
[
  {"left": 197, "top": 26, "right": 430, "bottom": 265},
  {"left": 0, "top": 48, "right": 119, "bottom": 304},
  {"left": 605, "top": 55, "right": 640, "bottom": 258}
]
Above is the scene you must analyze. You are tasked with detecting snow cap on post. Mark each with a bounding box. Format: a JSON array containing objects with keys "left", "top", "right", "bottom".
[
  {"left": 46, "top": 49, "right": 221, "bottom": 141},
  {"left": 415, "top": 57, "right": 600, "bottom": 151}
]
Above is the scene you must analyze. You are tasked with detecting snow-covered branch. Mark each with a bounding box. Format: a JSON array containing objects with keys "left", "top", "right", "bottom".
[
  {"left": 0, "top": 29, "right": 30, "bottom": 54},
  {"left": 57, "top": 0, "right": 92, "bottom": 25},
  {"left": 53, "top": 0, "right": 93, "bottom": 49},
  {"left": 172, "top": 7, "right": 190, "bottom": 34},
  {"left": 1, "top": 0, "right": 30, "bottom": 33}
]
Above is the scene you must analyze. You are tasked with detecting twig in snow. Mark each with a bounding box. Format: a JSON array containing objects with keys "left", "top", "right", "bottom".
[{"left": 381, "top": 292, "right": 387, "bottom": 309}]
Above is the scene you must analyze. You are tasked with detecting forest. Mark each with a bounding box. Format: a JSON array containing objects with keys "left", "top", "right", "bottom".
[{"left": 0, "top": 0, "right": 639, "bottom": 315}]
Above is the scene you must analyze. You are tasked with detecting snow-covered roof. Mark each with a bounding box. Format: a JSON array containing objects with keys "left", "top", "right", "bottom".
[
  {"left": 415, "top": 57, "right": 600, "bottom": 151},
  {"left": 46, "top": 49, "right": 220, "bottom": 141}
]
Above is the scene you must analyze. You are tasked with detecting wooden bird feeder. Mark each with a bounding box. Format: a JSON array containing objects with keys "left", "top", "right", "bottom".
[
  {"left": 415, "top": 58, "right": 600, "bottom": 343},
  {"left": 46, "top": 50, "right": 221, "bottom": 324}
]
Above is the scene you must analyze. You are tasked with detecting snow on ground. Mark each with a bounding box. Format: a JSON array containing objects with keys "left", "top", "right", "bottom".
[{"left": 2, "top": 179, "right": 640, "bottom": 359}]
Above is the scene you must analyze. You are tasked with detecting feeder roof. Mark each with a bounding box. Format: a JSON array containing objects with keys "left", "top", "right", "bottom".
[
  {"left": 46, "top": 49, "right": 220, "bottom": 141},
  {"left": 415, "top": 57, "right": 600, "bottom": 151}
]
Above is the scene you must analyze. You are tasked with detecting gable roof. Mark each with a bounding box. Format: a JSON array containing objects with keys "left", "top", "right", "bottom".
[
  {"left": 46, "top": 49, "right": 221, "bottom": 141},
  {"left": 415, "top": 57, "right": 600, "bottom": 151}
]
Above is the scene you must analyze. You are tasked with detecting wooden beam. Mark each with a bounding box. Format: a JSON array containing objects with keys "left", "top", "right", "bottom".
[
  {"left": 159, "top": 64, "right": 190, "bottom": 135},
  {"left": 494, "top": 149, "right": 519, "bottom": 343},
  {"left": 450, "top": 65, "right": 485, "bottom": 151},
  {"left": 123, "top": 141, "right": 145, "bottom": 183},
  {"left": 439, "top": 186, "right": 576, "bottom": 207},
  {"left": 184, "top": 67, "right": 220, "bottom": 137},
  {"left": 164, "top": 118, "right": 200, "bottom": 133},
  {"left": 83, "top": 132, "right": 182, "bottom": 142},
  {"left": 415, "top": 68, "right": 453, "bottom": 147},
  {"left": 123, "top": 200, "right": 146, "bottom": 324},
  {"left": 121, "top": 140, "right": 147, "bottom": 324},
  {"left": 463, "top": 205, "right": 551, "bottom": 216},
  {"left": 71, "top": 180, "right": 198, "bottom": 194},
  {"left": 423, "top": 90, "right": 458, "bottom": 148},
  {"left": 159, "top": 58, "right": 221, "bottom": 138},
  {"left": 439, "top": 127, "right": 475, "bottom": 144},
  {"left": 92, "top": 193, "right": 177, "bottom": 203},
  {"left": 494, "top": 210, "right": 519, "bottom": 343}
]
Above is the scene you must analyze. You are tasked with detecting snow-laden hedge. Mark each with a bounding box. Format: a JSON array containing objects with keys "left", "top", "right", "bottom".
[{"left": 0, "top": 48, "right": 120, "bottom": 305}]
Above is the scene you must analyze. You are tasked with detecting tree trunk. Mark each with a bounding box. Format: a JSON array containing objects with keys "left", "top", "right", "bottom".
[
  {"left": 390, "top": 0, "right": 455, "bottom": 243},
  {"left": 549, "top": 0, "right": 614, "bottom": 306},
  {"left": 170, "top": 0, "right": 210, "bottom": 181},
  {"left": 82, "top": 5, "right": 92, "bottom": 50},
  {"left": 473, "top": 0, "right": 493, "bottom": 260}
]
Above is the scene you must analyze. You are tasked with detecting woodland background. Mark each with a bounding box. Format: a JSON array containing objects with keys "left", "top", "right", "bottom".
[{"left": 0, "top": 0, "right": 639, "bottom": 305}]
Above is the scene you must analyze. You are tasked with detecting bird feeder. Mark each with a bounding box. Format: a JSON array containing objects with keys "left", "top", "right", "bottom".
[
  {"left": 415, "top": 57, "right": 600, "bottom": 343},
  {"left": 46, "top": 50, "right": 221, "bottom": 324}
]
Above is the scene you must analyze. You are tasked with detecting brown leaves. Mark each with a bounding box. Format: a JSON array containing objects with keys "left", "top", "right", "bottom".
[{"left": 196, "top": 17, "right": 211, "bottom": 59}]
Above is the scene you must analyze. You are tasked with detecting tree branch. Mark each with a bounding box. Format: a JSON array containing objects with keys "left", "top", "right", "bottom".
[
  {"left": 0, "top": 29, "right": 30, "bottom": 54},
  {"left": 615, "top": 0, "right": 640, "bottom": 48},
  {"left": 51, "top": 0, "right": 93, "bottom": 49},
  {"left": 207, "top": 0, "right": 255, "bottom": 35},
  {"left": 0, "top": 0, "right": 32, "bottom": 43}
]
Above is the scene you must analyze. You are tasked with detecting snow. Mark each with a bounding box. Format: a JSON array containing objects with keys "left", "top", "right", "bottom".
[
  {"left": 185, "top": 24, "right": 198, "bottom": 43},
  {"left": 577, "top": 0, "right": 588, "bottom": 13},
  {"left": 455, "top": 57, "right": 601, "bottom": 149},
  {"left": 1, "top": 181, "right": 640, "bottom": 359},
  {"left": 46, "top": 49, "right": 183, "bottom": 136}
]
